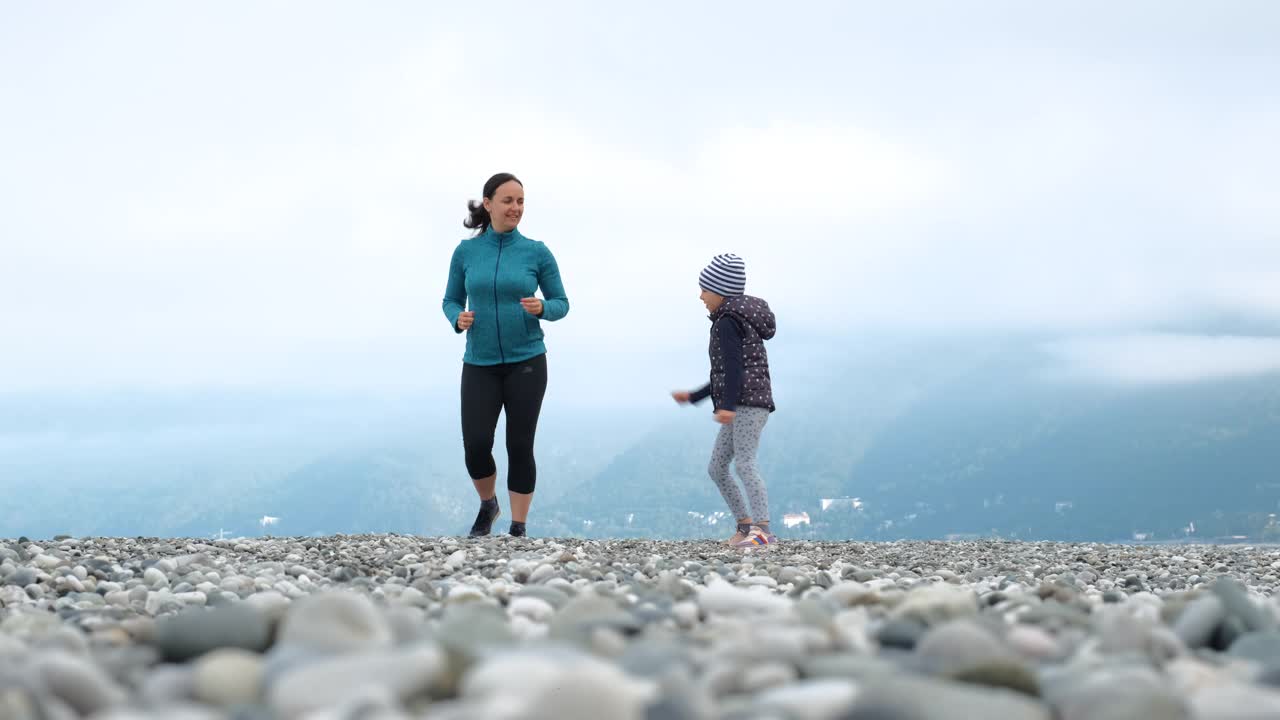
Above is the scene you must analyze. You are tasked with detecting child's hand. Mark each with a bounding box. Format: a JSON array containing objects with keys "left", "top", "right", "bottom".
[
  {"left": 521, "top": 297, "right": 543, "bottom": 316},
  {"left": 715, "top": 409, "right": 736, "bottom": 424},
  {"left": 671, "top": 391, "right": 691, "bottom": 405},
  {"left": 457, "top": 311, "right": 475, "bottom": 331}
]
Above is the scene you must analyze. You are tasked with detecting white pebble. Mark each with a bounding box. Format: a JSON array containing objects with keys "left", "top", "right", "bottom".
[
  {"left": 175, "top": 592, "right": 207, "bottom": 607},
  {"left": 673, "top": 601, "right": 700, "bottom": 629},
  {"left": 529, "top": 564, "right": 556, "bottom": 584},
  {"left": 445, "top": 550, "right": 468, "bottom": 571},
  {"left": 446, "top": 585, "right": 487, "bottom": 605},
  {"left": 509, "top": 596, "right": 556, "bottom": 623},
  {"left": 34, "top": 554, "right": 64, "bottom": 570},
  {"left": 756, "top": 679, "right": 858, "bottom": 720},
  {"left": 699, "top": 578, "right": 791, "bottom": 615}
]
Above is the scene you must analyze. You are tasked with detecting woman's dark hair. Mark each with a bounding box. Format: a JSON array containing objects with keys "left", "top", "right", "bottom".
[{"left": 464, "top": 172, "right": 523, "bottom": 234}]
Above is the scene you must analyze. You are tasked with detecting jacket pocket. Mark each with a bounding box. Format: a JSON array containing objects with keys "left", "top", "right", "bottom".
[{"left": 524, "top": 311, "right": 544, "bottom": 340}]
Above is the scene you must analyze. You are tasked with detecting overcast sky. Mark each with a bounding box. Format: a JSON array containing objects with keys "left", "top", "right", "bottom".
[{"left": 3, "top": 1, "right": 1278, "bottom": 394}]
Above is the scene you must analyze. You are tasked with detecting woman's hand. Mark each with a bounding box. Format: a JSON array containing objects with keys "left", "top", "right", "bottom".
[
  {"left": 671, "top": 391, "right": 691, "bottom": 405},
  {"left": 521, "top": 297, "right": 543, "bottom": 316},
  {"left": 715, "top": 409, "right": 736, "bottom": 425},
  {"left": 456, "top": 311, "right": 475, "bottom": 331}
]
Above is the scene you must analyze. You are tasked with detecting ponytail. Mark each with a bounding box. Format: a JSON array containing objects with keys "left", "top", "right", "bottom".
[{"left": 463, "top": 200, "right": 490, "bottom": 233}]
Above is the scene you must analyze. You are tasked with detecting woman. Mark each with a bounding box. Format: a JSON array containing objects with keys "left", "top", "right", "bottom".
[{"left": 442, "top": 173, "right": 569, "bottom": 538}]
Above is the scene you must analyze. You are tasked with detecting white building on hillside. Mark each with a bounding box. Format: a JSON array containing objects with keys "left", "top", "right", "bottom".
[
  {"left": 783, "top": 512, "right": 810, "bottom": 528},
  {"left": 821, "top": 497, "right": 864, "bottom": 511}
]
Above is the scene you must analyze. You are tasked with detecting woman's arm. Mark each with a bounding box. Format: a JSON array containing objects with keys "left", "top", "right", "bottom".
[
  {"left": 442, "top": 244, "right": 467, "bottom": 332},
  {"left": 536, "top": 244, "right": 569, "bottom": 321}
]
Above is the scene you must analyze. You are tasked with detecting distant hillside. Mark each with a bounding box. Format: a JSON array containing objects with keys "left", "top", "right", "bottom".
[
  {"left": 548, "top": 338, "right": 1280, "bottom": 542},
  {"left": 4, "top": 338, "right": 1280, "bottom": 542},
  {"left": 0, "top": 391, "right": 647, "bottom": 539}
]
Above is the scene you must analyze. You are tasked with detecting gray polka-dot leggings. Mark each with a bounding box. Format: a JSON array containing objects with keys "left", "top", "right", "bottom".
[{"left": 707, "top": 406, "right": 771, "bottom": 524}]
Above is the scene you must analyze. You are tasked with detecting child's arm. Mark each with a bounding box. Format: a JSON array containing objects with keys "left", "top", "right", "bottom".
[
  {"left": 717, "top": 317, "right": 745, "bottom": 411},
  {"left": 678, "top": 319, "right": 744, "bottom": 409}
]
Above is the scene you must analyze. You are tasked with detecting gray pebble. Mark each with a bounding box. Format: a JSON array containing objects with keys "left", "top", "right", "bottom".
[
  {"left": 155, "top": 604, "right": 272, "bottom": 662},
  {"left": 1173, "top": 594, "right": 1225, "bottom": 649}
]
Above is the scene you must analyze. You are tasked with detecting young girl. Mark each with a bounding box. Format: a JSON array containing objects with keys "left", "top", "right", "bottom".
[{"left": 672, "top": 253, "right": 778, "bottom": 548}]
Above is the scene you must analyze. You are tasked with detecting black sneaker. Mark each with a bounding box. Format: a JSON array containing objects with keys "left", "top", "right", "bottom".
[
  {"left": 509, "top": 521, "right": 526, "bottom": 538},
  {"left": 469, "top": 500, "right": 501, "bottom": 537}
]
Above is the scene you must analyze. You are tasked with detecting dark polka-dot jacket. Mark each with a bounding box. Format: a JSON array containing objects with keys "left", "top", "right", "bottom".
[{"left": 708, "top": 295, "right": 776, "bottom": 413}]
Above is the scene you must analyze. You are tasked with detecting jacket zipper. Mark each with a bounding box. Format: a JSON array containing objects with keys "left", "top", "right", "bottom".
[{"left": 493, "top": 235, "right": 505, "bottom": 364}]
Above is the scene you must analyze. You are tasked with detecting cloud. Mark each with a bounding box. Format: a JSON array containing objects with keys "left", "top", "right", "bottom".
[
  {"left": 1206, "top": 108, "right": 1280, "bottom": 238},
  {"left": 1, "top": 5, "right": 1278, "bottom": 391},
  {"left": 1046, "top": 334, "right": 1280, "bottom": 385},
  {"left": 687, "top": 124, "right": 943, "bottom": 219}
]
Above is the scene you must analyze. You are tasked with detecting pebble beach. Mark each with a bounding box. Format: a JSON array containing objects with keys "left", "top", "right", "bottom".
[{"left": 4, "top": 534, "right": 1280, "bottom": 719}]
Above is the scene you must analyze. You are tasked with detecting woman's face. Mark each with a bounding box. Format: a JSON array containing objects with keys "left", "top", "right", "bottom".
[{"left": 483, "top": 180, "right": 525, "bottom": 232}]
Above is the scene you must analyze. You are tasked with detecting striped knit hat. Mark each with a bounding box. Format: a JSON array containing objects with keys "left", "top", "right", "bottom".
[{"left": 698, "top": 253, "right": 746, "bottom": 297}]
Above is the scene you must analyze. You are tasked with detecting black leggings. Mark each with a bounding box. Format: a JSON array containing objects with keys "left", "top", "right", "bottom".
[{"left": 460, "top": 353, "right": 548, "bottom": 495}]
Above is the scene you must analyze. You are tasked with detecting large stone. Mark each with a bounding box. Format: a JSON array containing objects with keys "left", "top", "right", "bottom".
[
  {"left": 438, "top": 602, "right": 516, "bottom": 659},
  {"left": 33, "top": 555, "right": 64, "bottom": 571},
  {"left": 514, "top": 586, "right": 571, "bottom": 610},
  {"left": 275, "top": 591, "right": 393, "bottom": 654},
  {"left": 4, "top": 568, "right": 38, "bottom": 588},
  {"left": 1228, "top": 631, "right": 1280, "bottom": 668},
  {"left": 0, "top": 586, "right": 31, "bottom": 607},
  {"left": 1044, "top": 664, "right": 1190, "bottom": 720},
  {"left": 826, "top": 582, "right": 879, "bottom": 607},
  {"left": 1214, "top": 616, "right": 1250, "bottom": 652},
  {"left": 755, "top": 679, "right": 858, "bottom": 720},
  {"left": 155, "top": 604, "right": 272, "bottom": 662},
  {"left": 1173, "top": 594, "right": 1225, "bottom": 649},
  {"left": 1006, "top": 625, "right": 1062, "bottom": 661},
  {"left": 244, "top": 590, "right": 292, "bottom": 624},
  {"left": 1, "top": 611, "right": 62, "bottom": 643},
  {"left": 549, "top": 592, "right": 642, "bottom": 646},
  {"left": 845, "top": 675, "right": 1050, "bottom": 720},
  {"left": 1212, "top": 578, "right": 1275, "bottom": 634},
  {"left": 914, "top": 620, "right": 1012, "bottom": 675},
  {"left": 949, "top": 661, "right": 1040, "bottom": 697},
  {"left": 0, "top": 634, "right": 25, "bottom": 657},
  {"left": 1190, "top": 683, "right": 1280, "bottom": 719},
  {"left": 29, "top": 651, "right": 128, "bottom": 716},
  {"left": 889, "top": 586, "right": 978, "bottom": 627},
  {"left": 801, "top": 653, "right": 901, "bottom": 681},
  {"left": 460, "top": 646, "right": 658, "bottom": 720},
  {"left": 137, "top": 664, "right": 195, "bottom": 706},
  {"left": 876, "top": 619, "right": 926, "bottom": 650},
  {"left": 508, "top": 596, "right": 556, "bottom": 623},
  {"left": 0, "top": 685, "right": 41, "bottom": 720},
  {"left": 143, "top": 567, "right": 169, "bottom": 588},
  {"left": 617, "top": 639, "right": 693, "bottom": 679},
  {"left": 268, "top": 646, "right": 444, "bottom": 719},
  {"left": 741, "top": 662, "right": 798, "bottom": 692},
  {"left": 191, "top": 648, "right": 263, "bottom": 707},
  {"left": 697, "top": 579, "right": 791, "bottom": 616},
  {"left": 1017, "top": 602, "right": 1092, "bottom": 630}
]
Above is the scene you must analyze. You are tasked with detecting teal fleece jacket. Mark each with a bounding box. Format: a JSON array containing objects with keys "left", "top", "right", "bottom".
[{"left": 442, "top": 227, "right": 569, "bottom": 366}]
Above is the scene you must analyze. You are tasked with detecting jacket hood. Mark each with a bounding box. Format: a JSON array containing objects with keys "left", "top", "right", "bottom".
[{"left": 713, "top": 294, "right": 775, "bottom": 340}]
